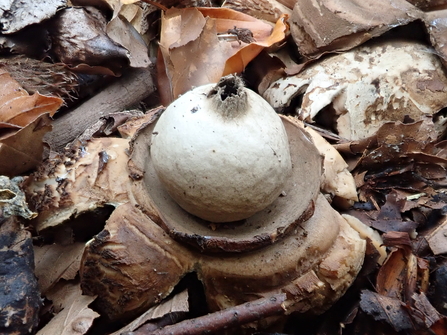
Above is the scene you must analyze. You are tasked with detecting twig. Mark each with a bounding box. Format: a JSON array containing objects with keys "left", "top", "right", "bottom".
[
  {"left": 135, "top": 293, "right": 286, "bottom": 335},
  {"left": 44, "top": 66, "right": 156, "bottom": 152}
]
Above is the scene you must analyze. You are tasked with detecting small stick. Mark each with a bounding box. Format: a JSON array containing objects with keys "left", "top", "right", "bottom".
[
  {"left": 45, "top": 66, "right": 156, "bottom": 152},
  {"left": 134, "top": 293, "right": 286, "bottom": 335}
]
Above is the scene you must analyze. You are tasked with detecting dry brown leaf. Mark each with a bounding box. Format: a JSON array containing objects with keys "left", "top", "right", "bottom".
[
  {"left": 377, "top": 231, "right": 430, "bottom": 304},
  {"left": 0, "top": 69, "right": 63, "bottom": 127},
  {"left": 107, "top": 15, "right": 151, "bottom": 68},
  {"left": 34, "top": 243, "right": 86, "bottom": 295},
  {"left": 425, "top": 216, "right": 447, "bottom": 255},
  {"left": 38, "top": 282, "right": 99, "bottom": 335},
  {"left": 289, "top": 0, "right": 423, "bottom": 59},
  {"left": 0, "top": 114, "right": 54, "bottom": 176},
  {"left": 158, "top": 7, "right": 288, "bottom": 103}
]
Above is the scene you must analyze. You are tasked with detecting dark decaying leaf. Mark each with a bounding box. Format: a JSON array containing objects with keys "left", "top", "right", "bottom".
[
  {"left": 408, "top": 0, "right": 447, "bottom": 11},
  {"left": 50, "top": 7, "right": 129, "bottom": 73},
  {"left": 411, "top": 292, "right": 446, "bottom": 331},
  {"left": 359, "top": 290, "right": 413, "bottom": 332},
  {"left": 428, "top": 261, "right": 447, "bottom": 322},
  {"left": 0, "top": 216, "right": 41, "bottom": 335},
  {"left": 289, "top": 0, "right": 423, "bottom": 59},
  {"left": 350, "top": 192, "right": 419, "bottom": 233},
  {"left": 0, "top": 0, "right": 66, "bottom": 34},
  {"left": 0, "top": 25, "right": 51, "bottom": 58},
  {"left": 338, "top": 120, "right": 447, "bottom": 231}
]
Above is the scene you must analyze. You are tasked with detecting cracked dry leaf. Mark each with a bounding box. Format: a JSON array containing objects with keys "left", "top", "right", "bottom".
[
  {"left": 264, "top": 40, "right": 447, "bottom": 141},
  {"left": 103, "top": 0, "right": 153, "bottom": 36},
  {"left": 37, "top": 282, "right": 99, "bottom": 335},
  {"left": 289, "top": 0, "right": 422, "bottom": 59},
  {"left": 158, "top": 7, "right": 288, "bottom": 103}
]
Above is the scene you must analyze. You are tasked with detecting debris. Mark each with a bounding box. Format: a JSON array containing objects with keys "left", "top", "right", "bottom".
[{"left": 0, "top": 175, "right": 36, "bottom": 219}]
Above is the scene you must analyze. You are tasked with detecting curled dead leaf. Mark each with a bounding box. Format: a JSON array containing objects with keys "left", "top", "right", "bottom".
[{"left": 158, "top": 7, "right": 288, "bottom": 103}]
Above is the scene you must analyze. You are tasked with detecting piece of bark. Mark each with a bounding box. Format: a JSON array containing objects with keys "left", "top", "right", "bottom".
[
  {"left": 44, "top": 66, "right": 156, "bottom": 152},
  {"left": 0, "top": 216, "right": 41, "bottom": 335},
  {"left": 142, "top": 293, "right": 286, "bottom": 335}
]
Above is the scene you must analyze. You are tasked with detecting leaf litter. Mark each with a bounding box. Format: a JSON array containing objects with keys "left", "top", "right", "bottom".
[{"left": 0, "top": 0, "right": 447, "bottom": 334}]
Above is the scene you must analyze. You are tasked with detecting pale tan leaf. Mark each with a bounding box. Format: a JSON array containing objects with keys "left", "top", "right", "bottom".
[
  {"left": 38, "top": 282, "right": 99, "bottom": 335},
  {"left": 34, "top": 243, "right": 86, "bottom": 295},
  {"left": 110, "top": 290, "right": 189, "bottom": 334}
]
